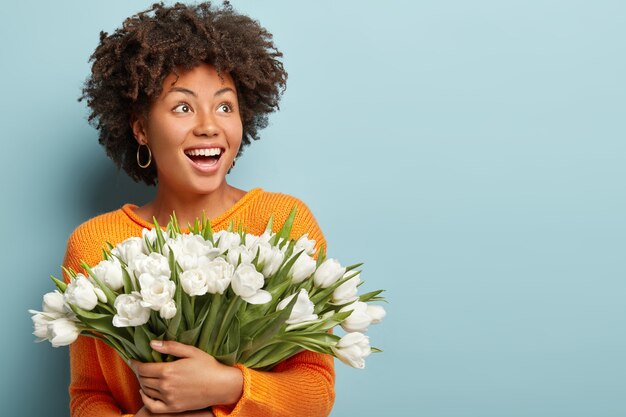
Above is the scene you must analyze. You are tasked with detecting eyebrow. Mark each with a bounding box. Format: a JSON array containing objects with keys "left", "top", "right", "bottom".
[{"left": 166, "top": 86, "right": 236, "bottom": 97}]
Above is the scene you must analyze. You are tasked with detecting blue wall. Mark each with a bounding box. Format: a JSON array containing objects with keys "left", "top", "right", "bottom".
[{"left": 2, "top": 0, "right": 625, "bottom": 416}]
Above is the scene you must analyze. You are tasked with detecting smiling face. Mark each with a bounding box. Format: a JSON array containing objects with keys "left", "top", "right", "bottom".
[{"left": 132, "top": 63, "right": 243, "bottom": 197}]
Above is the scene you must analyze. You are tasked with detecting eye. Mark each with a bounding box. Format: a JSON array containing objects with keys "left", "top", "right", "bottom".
[
  {"left": 173, "top": 103, "right": 192, "bottom": 113},
  {"left": 217, "top": 103, "right": 233, "bottom": 113}
]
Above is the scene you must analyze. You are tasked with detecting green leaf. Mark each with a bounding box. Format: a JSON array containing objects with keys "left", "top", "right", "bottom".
[
  {"left": 133, "top": 325, "right": 153, "bottom": 362},
  {"left": 179, "top": 323, "right": 203, "bottom": 346},
  {"left": 266, "top": 250, "right": 304, "bottom": 291},
  {"left": 70, "top": 305, "right": 113, "bottom": 321},
  {"left": 310, "top": 274, "right": 354, "bottom": 309},
  {"left": 276, "top": 332, "right": 340, "bottom": 355},
  {"left": 201, "top": 211, "right": 214, "bottom": 243},
  {"left": 239, "top": 295, "right": 298, "bottom": 360},
  {"left": 359, "top": 290, "right": 386, "bottom": 303},
  {"left": 50, "top": 276, "right": 67, "bottom": 292},
  {"left": 197, "top": 293, "right": 222, "bottom": 353},
  {"left": 181, "top": 293, "right": 194, "bottom": 329},
  {"left": 62, "top": 266, "right": 77, "bottom": 280},
  {"left": 143, "top": 235, "right": 155, "bottom": 253},
  {"left": 316, "top": 245, "right": 327, "bottom": 267},
  {"left": 277, "top": 206, "right": 297, "bottom": 241},
  {"left": 71, "top": 310, "right": 129, "bottom": 345},
  {"left": 243, "top": 343, "right": 280, "bottom": 368},
  {"left": 371, "top": 347, "right": 383, "bottom": 353},
  {"left": 265, "top": 215, "right": 274, "bottom": 234},
  {"left": 121, "top": 267, "right": 135, "bottom": 294},
  {"left": 152, "top": 217, "right": 167, "bottom": 253},
  {"left": 150, "top": 311, "right": 167, "bottom": 336},
  {"left": 212, "top": 297, "right": 242, "bottom": 353},
  {"left": 118, "top": 335, "right": 145, "bottom": 360},
  {"left": 82, "top": 332, "right": 130, "bottom": 363},
  {"left": 344, "top": 262, "right": 364, "bottom": 272},
  {"left": 215, "top": 316, "right": 240, "bottom": 366},
  {"left": 244, "top": 343, "right": 302, "bottom": 370}
]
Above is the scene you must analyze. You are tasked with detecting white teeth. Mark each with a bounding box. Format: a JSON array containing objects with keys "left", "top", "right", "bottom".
[{"left": 185, "top": 148, "right": 222, "bottom": 157}]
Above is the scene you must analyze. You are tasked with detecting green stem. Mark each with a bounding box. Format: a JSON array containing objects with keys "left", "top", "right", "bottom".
[
  {"left": 198, "top": 293, "right": 222, "bottom": 354},
  {"left": 212, "top": 296, "right": 242, "bottom": 354}
]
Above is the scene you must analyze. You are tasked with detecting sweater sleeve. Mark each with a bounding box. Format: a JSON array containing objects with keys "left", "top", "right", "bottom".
[
  {"left": 64, "top": 227, "right": 135, "bottom": 417},
  {"left": 212, "top": 199, "right": 336, "bottom": 417}
]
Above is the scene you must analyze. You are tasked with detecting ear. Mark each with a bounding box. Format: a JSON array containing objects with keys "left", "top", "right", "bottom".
[{"left": 130, "top": 114, "right": 148, "bottom": 145}]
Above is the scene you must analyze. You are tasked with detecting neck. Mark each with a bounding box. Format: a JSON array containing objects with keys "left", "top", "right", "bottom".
[{"left": 145, "top": 182, "right": 241, "bottom": 227}]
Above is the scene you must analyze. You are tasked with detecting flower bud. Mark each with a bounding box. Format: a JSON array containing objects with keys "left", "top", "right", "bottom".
[
  {"left": 332, "top": 332, "right": 371, "bottom": 369},
  {"left": 232, "top": 263, "right": 271, "bottom": 304},
  {"left": 47, "top": 318, "right": 80, "bottom": 347},
  {"left": 43, "top": 291, "right": 66, "bottom": 314},
  {"left": 276, "top": 289, "right": 318, "bottom": 325},
  {"left": 64, "top": 274, "right": 99, "bottom": 311},
  {"left": 313, "top": 258, "right": 346, "bottom": 288}
]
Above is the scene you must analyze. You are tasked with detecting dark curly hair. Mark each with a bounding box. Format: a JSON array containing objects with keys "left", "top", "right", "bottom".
[{"left": 80, "top": 1, "right": 287, "bottom": 185}]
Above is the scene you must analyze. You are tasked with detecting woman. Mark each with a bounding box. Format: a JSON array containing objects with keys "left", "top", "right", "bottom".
[{"left": 65, "top": 2, "right": 335, "bottom": 416}]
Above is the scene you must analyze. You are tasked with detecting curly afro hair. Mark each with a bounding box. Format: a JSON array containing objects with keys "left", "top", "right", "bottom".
[{"left": 80, "top": 1, "right": 287, "bottom": 185}]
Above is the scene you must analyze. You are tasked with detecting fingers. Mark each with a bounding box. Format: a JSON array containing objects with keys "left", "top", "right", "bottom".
[
  {"left": 149, "top": 339, "right": 202, "bottom": 358},
  {"left": 140, "top": 389, "right": 170, "bottom": 413},
  {"left": 139, "top": 384, "right": 162, "bottom": 401},
  {"left": 129, "top": 359, "right": 165, "bottom": 378}
]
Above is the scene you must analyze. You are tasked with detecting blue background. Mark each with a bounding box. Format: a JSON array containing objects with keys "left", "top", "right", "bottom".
[{"left": 2, "top": 0, "right": 625, "bottom": 416}]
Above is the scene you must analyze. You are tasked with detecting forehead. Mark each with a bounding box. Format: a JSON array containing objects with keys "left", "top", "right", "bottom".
[{"left": 162, "top": 63, "right": 236, "bottom": 93}]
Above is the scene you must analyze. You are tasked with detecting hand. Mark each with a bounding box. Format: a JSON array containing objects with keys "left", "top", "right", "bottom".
[
  {"left": 135, "top": 406, "right": 215, "bottom": 416},
  {"left": 129, "top": 340, "right": 243, "bottom": 414}
]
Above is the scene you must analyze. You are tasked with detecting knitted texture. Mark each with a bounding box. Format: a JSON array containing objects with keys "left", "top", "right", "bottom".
[{"left": 62, "top": 188, "right": 335, "bottom": 417}]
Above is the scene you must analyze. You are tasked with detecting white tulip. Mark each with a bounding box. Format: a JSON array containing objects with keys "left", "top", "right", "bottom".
[
  {"left": 42, "top": 291, "right": 67, "bottom": 315},
  {"left": 332, "top": 272, "right": 361, "bottom": 305},
  {"left": 64, "top": 274, "right": 99, "bottom": 311},
  {"left": 180, "top": 269, "right": 209, "bottom": 296},
  {"left": 313, "top": 258, "right": 346, "bottom": 288},
  {"left": 113, "top": 293, "right": 151, "bottom": 327},
  {"left": 159, "top": 300, "right": 177, "bottom": 320},
  {"left": 254, "top": 242, "right": 284, "bottom": 277},
  {"left": 91, "top": 258, "right": 124, "bottom": 291},
  {"left": 276, "top": 289, "right": 318, "bottom": 325},
  {"left": 165, "top": 234, "right": 220, "bottom": 270},
  {"left": 47, "top": 317, "right": 81, "bottom": 347},
  {"left": 294, "top": 234, "right": 316, "bottom": 256},
  {"left": 226, "top": 245, "right": 254, "bottom": 267},
  {"left": 138, "top": 274, "right": 175, "bottom": 311},
  {"left": 30, "top": 311, "right": 60, "bottom": 341},
  {"left": 214, "top": 230, "right": 241, "bottom": 253},
  {"left": 366, "top": 304, "right": 386, "bottom": 324},
  {"left": 244, "top": 231, "right": 272, "bottom": 249},
  {"left": 141, "top": 228, "right": 158, "bottom": 252},
  {"left": 340, "top": 301, "right": 372, "bottom": 332},
  {"left": 200, "top": 257, "right": 234, "bottom": 294},
  {"left": 289, "top": 252, "right": 317, "bottom": 284},
  {"left": 332, "top": 332, "right": 371, "bottom": 369},
  {"left": 231, "top": 263, "right": 271, "bottom": 304},
  {"left": 111, "top": 237, "right": 146, "bottom": 264},
  {"left": 128, "top": 252, "right": 170, "bottom": 279},
  {"left": 94, "top": 287, "right": 107, "bottom": 303}
]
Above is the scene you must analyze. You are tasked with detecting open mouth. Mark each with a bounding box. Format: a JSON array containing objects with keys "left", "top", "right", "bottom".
[{"left": 184, "top": 147, "right": 224, "bottom": 168}]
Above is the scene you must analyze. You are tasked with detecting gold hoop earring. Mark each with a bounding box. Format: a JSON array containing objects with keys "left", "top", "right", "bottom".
[{"left": 137, "top": 143, "right": 152, "bottom": 168}]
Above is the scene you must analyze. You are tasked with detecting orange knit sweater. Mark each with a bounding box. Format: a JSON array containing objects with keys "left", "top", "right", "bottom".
[{"left": 62, "top": 188, "right": 335, "bottom": 417}]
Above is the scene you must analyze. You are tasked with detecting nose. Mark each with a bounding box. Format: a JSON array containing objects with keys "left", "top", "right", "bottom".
[{"left": 193, "top": 110, "right": 220, "bottom": 138}]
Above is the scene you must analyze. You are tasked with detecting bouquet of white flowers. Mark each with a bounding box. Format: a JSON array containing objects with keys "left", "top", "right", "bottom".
[{"left": 30, "top": 208, "right": 385, "bottom": 369}]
